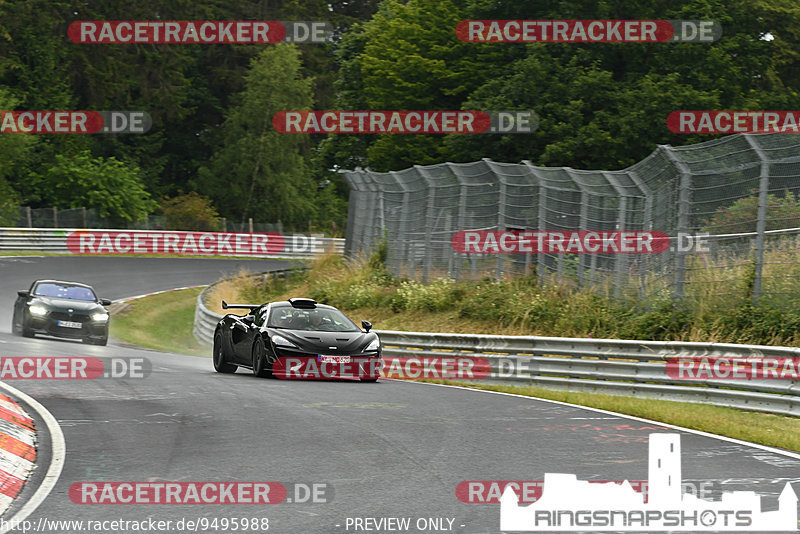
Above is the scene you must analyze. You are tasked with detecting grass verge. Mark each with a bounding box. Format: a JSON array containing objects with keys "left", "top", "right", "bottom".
[
  {"left": 423, "top": 381, "right": 800, "bottom": 452},
  {"left": 110, "top": 287, "right": 209, "bottom": 356}
]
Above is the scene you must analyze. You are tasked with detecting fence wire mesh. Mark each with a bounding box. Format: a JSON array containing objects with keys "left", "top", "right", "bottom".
[{"left": 342, "top": 133, "right": 800, "bottom": 302}]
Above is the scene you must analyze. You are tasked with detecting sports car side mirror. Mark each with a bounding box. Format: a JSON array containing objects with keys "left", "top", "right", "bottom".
[
  {"left": 362, "top": 320, "right": 372, "bottom": 333},
  {"left": 17, "top": 290, "right": 28, "bottom": 297},
  {"left": 100, "top": 298, "right": 112, "bottom": 306}
]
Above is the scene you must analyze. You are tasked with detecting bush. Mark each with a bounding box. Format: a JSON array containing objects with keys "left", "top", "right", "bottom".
[
  {"left": 160, "top": 192, "right": 221, "bottom": 231},
  {"left": 393, "top": 278, "right": 460, "bottom": 312}
]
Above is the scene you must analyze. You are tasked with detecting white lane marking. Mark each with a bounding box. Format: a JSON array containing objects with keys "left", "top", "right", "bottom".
[
  {"left": 112, "top": 285, "right": 207, "bottom": 304},
  {"left": 0, "top": 382, "right": 65, "bottom": 533},
  {"left": 409, "top": 381, "right": 800, "bottom": 461}
]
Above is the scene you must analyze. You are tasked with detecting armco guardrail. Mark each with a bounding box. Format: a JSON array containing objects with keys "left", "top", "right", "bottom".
[
  {"left": 192, "top": 279, "right": 800, "bottom": 417},
  {"left": 0, "top": 227, "right": 343, "bottom": 258}
]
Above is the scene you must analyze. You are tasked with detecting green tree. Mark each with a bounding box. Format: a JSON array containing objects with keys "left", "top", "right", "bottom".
[
  {"left": 0, "top": 87, "right": 36, "bottom": 225},
  {"left": 334, "top": 0, "right": 498, "bottom": 171},
  {"left": 444, "top": 0, "right": 800, "bottom": 169},
  {"left": 195, "top": 44, "right": 317, "bottom": 228},
  {"left": 33, "top": 150, "right": 156, "bottom": 222}
]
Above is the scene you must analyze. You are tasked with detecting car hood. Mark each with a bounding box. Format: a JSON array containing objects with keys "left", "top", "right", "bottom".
[
  {"left": 32, "top": 297, "right": 105, "bottom": 312},
  {"left": 270, "top": 329, "right": 377, "bottom": 353}
]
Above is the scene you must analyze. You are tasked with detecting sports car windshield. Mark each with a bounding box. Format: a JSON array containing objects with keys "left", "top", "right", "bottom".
[
  {"left": 267, "top": 305, "right": 360, "bottom": 332},
  {"left": 33, "top": 283, "right": 97, "bottom": 301}
]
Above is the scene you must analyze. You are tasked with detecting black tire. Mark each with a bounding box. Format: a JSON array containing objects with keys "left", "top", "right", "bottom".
[
  {"left": 86, "top": 335, "right": 108, "bottom": 346},
  {"left": 213, "top": 331, "right": 237, "bottom": 373},
  {"left": 21, "top": 313, "right": 34, "bottom": 338},
  {"left": 11, "top": 311, "right": 20, "bottom": 336},
  {"left": 251, "top": 336, "right": 271, "bottom": 378}
]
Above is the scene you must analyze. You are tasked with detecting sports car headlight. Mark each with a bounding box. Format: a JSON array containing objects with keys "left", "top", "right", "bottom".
[
  {"left": 92, "top": 312, "right": 109, "bottom": 322},
  {"left": 365, "top": 339, "right": 380, "bottom": 352},
  {"left": 28, "top": 304, "right": 47, "bottom": 316},
  {"left": 271, "top": 335, "right": 297, "bottom": 348}
]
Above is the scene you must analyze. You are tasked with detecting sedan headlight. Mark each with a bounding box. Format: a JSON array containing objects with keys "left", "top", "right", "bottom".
[
  {"left": 365, "top": 338, "right": 380, "bottom": 352},
  {"left": 28, "top": 304, "right": 47, "bottom": 316},
  {"left": 92, "top": 312, "right": 109, "bottom": 322},
  {"left": 271, "top": 335, "right": 297, "bottom": 348}
]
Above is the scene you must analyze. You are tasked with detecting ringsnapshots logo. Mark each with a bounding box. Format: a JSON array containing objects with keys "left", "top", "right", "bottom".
[
  {"left": 273, "top": 111, "right": 537, "bottom": 134},
  {"left": 68, "top": 21, "right": 332, "bottom": 44},
  {"left": 499, "top": 433, "right": 797, "bottom": 531},
  {"left": 0, "top": 111, "right": 151, "bottom": 134},
  {"left": 456, "top": 20, "right": 721, "bottom": 43}
]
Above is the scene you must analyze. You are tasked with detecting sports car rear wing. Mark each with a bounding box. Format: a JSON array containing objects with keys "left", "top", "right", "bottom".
[{"left": 221, "top": 300, "right": 261, "bottom": 312}]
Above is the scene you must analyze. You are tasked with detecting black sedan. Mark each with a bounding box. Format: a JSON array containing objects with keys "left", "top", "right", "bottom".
[
  {"left": 12, "top": 280, "right": 112, "bottom": 345},
  {"left": 213, "top": 298, "right": 383, "bottom": 381}
]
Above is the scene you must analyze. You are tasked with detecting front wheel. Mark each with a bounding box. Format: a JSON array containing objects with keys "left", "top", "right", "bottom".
[
  {"left": 11, "top": 311, "right": 20, "bottom": 336},
  {"left": 86, "top": 335, "right": 108, "bottom": 346},
  {"left": 251, "top": 336, "right": 271, "bottom": 378},
  {"left": 20, "top": 313, "right": 34, "bottom": 338},
  {"left": 213, "top": 332, "right": 237, "bottom": 373}
]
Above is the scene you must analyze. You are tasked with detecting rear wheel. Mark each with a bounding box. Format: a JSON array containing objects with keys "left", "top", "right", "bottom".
[
  {"left": 252, "top": 336, "right": 271, "bottom": 378},
  {"left": 213, "top": 332, "right": 237, "bottom": 373}
]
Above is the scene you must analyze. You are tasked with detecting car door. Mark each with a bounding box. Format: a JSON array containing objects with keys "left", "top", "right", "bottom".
[{"left": 230, "top": 313, "right": 257, "bottom": 364}]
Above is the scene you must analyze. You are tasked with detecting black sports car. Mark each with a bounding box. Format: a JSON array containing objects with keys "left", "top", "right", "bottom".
[
  {"left": 12, "top": 280, "right": 112, "bottom": 345},
  {"left": 213, "top": 298, "right": 383, "bottom": 381}
]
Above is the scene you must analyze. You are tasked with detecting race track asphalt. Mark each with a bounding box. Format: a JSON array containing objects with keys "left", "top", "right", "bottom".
[{"left": 0, "top": 256, "right": 798, "bottom": 534}]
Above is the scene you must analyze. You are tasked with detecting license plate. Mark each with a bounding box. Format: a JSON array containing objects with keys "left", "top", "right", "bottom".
[
  {"left": 318, "top": 355, "right": 350, "bottom": 363},
  {"left": 57, "top": 320, "right": 82, "bottom": 329}
]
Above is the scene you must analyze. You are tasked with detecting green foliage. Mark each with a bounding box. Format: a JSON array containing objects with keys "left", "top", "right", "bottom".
[
  {"left": 160, "top": 191, "right": 220, "bottom": 231},
  {"left": 32, "top": 150, "right": 155, "bottom": 222},
  {"left": 393, "top": 279, "right": 462, "bottom": 312},
  {"left": 196, "top": 45, "right": 319, "bottom": 229},
  {"left": 0, "top": 88, "right": 34, "bottom": 225},
  {"left": 701, "top": 191, "right": 800, "bottom": 233}
]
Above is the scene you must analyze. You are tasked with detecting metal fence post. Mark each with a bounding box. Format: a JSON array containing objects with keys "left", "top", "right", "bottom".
[
  {"left": 604, "top": 172, "right": 629, "bottom": 298},
  {"left": 415, "top": 166, "right": 437, "bottom": 282},
  {"left": 522, "top": 161, "right": 547, "bottom": 281},
  {"left": 484, "top": 159, "right": 506, "bottom": 280},
  {"left": 662, "top": 146, "right": 692, "bottom": 299},
  {"left": 744, "top": 134, "right": 770, "bottom": 303},
  {"left": 453, "top": 167, "right": 468, "bottom": 282},
  {"left": 564, "top": 169, "right": 591, "bottom": 286}
]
